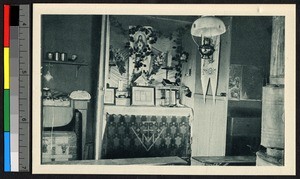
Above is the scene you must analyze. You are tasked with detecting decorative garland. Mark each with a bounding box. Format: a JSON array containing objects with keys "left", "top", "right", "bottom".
[{"left": 172, "top": 26, "right": 190, "bottom": 85}]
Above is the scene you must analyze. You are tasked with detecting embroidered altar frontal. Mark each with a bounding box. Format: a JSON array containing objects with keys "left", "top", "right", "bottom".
[{"left": 101, "top": 114, "right": 191, "bottom": 159}]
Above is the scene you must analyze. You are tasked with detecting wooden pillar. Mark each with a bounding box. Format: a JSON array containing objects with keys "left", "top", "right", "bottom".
[
  {"left": 269, "top": 16, "right": 285, "bottom": 85},
  {"left": 258, "top": 16, "right": 285, "bottom": 166},
  {"left": 95, "top": 15, "right": 107, "bottom": 160}
]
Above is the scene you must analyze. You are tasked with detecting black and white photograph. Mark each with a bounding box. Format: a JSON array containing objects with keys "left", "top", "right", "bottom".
[{"left": 32, "top": 4, "right": 295, "bottom": 175}]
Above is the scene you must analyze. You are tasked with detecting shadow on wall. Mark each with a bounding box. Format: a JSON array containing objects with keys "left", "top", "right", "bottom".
[{"left": 228, "top": 16, "right": 272, "bottom": 118}]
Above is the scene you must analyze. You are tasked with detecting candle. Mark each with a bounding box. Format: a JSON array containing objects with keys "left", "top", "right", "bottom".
[
  {"left": 118, "top": 80, "right": 124, "bottom": 91},
  {"left": 55, "top": 52, "right": 60, "bottom": 61},
  {"left": 167, "top": 52, "right": 172, "bottom": 67}
]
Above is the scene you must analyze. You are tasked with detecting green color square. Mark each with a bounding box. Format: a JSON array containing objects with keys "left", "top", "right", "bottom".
[{"left": 4, "top": 90, "right": 10, "bottom": 132}]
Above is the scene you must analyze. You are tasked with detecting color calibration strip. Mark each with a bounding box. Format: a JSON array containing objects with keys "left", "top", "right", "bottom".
[
  {"left": 3, "top": 4, "right": 31, "bottom": 172},
  {"left": 4, "top": 4, "right": 11, "bottom": 172}
]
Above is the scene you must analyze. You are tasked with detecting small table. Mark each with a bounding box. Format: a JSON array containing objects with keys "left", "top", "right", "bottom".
[
  {"left": 43, "top": 98, "right": 90, "bottom": 160},
  {"left": 191, "top": 156, "right": 256, "bottom": 166}
]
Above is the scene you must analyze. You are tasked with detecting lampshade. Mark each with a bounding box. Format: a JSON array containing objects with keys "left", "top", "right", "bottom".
[{"left": 191, "top": 16, "right": 226, "bottom": 37}]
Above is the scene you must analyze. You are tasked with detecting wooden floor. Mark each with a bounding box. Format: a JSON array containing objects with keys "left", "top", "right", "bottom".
[
  {"left": 43, "top": 156, "right": 188, "bottom": 165},
  {"left": 192, "top": 156, "right": 256, "bottom": 166},
  {"left": 44, "top": 156, "right": 257, "bottom": 166}
]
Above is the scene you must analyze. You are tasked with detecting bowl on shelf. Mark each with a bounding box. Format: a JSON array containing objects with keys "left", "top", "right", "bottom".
[{"left": 68, "top": 54, "right": 78, "bottom": 62}]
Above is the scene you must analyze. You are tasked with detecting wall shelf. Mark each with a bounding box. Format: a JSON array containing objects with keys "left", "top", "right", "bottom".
[
  {"left": 43, "top": 60, "right": 88, "bottom": 66},
  {"left": 43, "top": 60, "right": 88, "bottom": 77}
]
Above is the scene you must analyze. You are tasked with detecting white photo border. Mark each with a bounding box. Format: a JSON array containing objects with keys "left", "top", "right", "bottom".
[{"left": 32, "top": 3, "right": 296, "bottom": 175}]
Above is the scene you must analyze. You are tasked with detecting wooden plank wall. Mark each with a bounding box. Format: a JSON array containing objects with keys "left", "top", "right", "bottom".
[{"left": 192, "top": 95, "right": 228, "bottom": 156}]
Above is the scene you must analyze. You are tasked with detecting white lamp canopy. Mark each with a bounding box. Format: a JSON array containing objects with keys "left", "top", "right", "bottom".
[{"left": 191, "top": 16, "right": 226, "bottom": 37}]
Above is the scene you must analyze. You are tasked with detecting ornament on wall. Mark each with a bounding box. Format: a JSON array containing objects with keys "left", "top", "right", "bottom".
[{"left": 127, "top": 25, "right": 157, "bottom": 84}]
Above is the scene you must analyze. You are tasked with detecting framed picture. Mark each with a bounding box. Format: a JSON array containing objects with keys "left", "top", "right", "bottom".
[
  {"left": 104, "top": 88, "right": 116, "bottom": 104},
  {"left": 131, "top": 86, "right": 155, "bottom": 106}
]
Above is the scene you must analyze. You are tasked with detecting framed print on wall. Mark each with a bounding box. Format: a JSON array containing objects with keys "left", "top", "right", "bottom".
[
  {"left": 131, "top": 86, "right": 155, "bottom": 106},
  {"left": 104, "top": 88, "right": 116, "bottom": 104}
]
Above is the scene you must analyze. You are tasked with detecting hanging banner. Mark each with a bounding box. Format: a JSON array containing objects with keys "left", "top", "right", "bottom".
[{"left": 200, "top": 36, "right": 220, "bottom": 103}]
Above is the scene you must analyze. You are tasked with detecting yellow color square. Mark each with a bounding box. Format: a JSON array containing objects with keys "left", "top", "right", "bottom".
[{"left": 4, "top": 47, "right": 10, "bottom": 89}]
